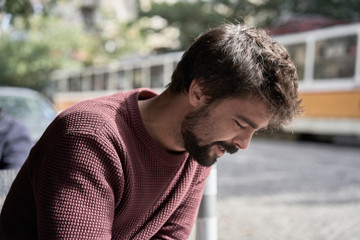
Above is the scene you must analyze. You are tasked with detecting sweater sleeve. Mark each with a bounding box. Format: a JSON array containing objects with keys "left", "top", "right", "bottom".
[
  {"left": 31, "top": 113, "right": 124, "bottom": 239},
  {"left": 153, "top": 167, "right": 210, "bottom": 240}
]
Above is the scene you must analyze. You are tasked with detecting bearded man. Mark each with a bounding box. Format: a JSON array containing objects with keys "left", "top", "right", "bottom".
[{"left": 0, "top": 23, "right": 301, "bottom": 239}]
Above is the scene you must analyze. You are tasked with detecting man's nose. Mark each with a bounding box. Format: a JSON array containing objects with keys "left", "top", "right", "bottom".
[{"left": 233, "top": 131, "right": 254, "bottom": 150}]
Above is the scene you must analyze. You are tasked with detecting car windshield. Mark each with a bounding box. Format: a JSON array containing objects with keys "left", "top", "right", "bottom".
[{"left": 0, "top": 95, "right": 56, "bottom": 120}]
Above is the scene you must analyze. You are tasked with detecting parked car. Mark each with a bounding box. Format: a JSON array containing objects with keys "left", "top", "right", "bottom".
[{"left": 0, "top": 87, "right": 57, "bottom": 142}]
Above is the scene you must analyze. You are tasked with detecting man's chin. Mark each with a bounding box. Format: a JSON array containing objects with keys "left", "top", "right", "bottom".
[{"left": 192, "top": 155, "right": 217, "bottom": 167}]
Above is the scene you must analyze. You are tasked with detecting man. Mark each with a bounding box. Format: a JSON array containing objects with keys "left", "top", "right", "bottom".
[
  {"left": 0, "top": 107, "right": 33, "bottom": 169},
  {"left": 0, "top": 23, "right": 301, "bottom": 239}
]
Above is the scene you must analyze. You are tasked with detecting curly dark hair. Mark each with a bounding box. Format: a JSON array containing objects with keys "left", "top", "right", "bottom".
[{"left": 167, "top": 23, "right": 302, "bottom": 130}]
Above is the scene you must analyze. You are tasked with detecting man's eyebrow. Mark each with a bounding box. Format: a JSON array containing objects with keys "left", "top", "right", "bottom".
[{"left": 235, "top": 115, "right": 259, "bottom": 129}]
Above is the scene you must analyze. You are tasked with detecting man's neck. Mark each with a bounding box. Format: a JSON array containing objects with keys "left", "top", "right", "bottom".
[{"left": 138, "top": 89, "right": 188, "bottom": 153}]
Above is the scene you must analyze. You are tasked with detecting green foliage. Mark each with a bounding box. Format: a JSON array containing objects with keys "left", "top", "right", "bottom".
[
  {"left": 140, "top": 0, "right": 255, "bottom": 50},
  {"left": 0, "top": 1, "right": 156, "bottom": 92},
  {"left": 251, "top": 0, "right": 360, "bottom": 26},
  {"left": 140, "top": 0, "right": 360, "bottom": 51},
  {"left": 0, "top": 15, "right": 106, "bottom": 92},
  {"left": 2, "top": 0, "right": 33, "bottom": 17},
  {"left": 0, "top": 36, "right": 52, "bottom": 90},
  {"left": 97, "top": 14, "right": 151, "bottom": 58},
  {"left": 1, "top": 0, "right": 59, "bottom": 17},
  {"left": 2, "top": 0, "right": 360, "bottom": 93}
]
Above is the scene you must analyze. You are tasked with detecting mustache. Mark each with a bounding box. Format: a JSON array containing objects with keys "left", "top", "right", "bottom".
[{"left": 210, "top": 141, "right": 238, "bottom": 154}]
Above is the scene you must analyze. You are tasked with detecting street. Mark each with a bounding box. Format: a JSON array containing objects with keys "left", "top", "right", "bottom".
[{"left": 216, "top": 137, "right": 360, "bottom": 240}]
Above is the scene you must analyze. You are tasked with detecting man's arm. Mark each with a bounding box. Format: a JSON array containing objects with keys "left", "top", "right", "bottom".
[
  {"left": 32, "top": 119, "right": 124, "bottom": 239},
  {"left": 153, "top": 167, "right": 211, "bottom": 240}
]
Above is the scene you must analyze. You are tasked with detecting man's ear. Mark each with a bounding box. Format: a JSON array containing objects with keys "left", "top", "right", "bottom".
[{"left": 188, "top": 79, "right": 206, "bottom": 107}]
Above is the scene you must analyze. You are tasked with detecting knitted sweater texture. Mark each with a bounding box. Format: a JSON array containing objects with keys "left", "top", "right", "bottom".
[{"left": 0, "top": 89, "right": 211, "bottom": 239}]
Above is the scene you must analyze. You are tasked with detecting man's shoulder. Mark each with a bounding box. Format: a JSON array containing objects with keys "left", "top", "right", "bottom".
[
  {"left": 53, "top": 92, "right": 124, "bottom": 135},
  {"left": 53, "top": 89, "right": 149, "bottom": 136},
  {"left": 60, "top": 91, "right": 134, "bottom": 117},
  {"left": 60, "top": 88, "right": 155, "bottom": 116}
]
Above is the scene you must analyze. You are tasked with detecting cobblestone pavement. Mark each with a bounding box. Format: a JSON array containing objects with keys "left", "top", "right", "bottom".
[
  {"left": 217, "top": 192, "right": 360, "bottom": 240},
  {"left": 215, "top": 138, "right": 360, "bottom": 240}
]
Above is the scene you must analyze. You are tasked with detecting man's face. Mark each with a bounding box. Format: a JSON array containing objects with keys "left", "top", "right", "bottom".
[{"left": 181, "top": 96, "right": 270, "bottom": 167}]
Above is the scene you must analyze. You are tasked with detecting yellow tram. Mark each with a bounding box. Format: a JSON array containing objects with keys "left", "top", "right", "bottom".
[
  {"left": 274, "top": 23, "right": 360, "bottom": 137},
  {"left": 51, "top": 23, "right": 360, "bottom": 137}
]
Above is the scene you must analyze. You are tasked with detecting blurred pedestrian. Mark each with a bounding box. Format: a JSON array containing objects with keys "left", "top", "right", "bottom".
[
  {"left": 0, "top": 107, "right": 33, "bottom": 169},
  {"left": 0, "top": 23, "right": 302, "bottom": 239}
]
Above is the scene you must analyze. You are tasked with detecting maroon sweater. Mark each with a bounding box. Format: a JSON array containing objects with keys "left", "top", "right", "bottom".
[{"left": 0, "top": 89, "right": 211, "bottom": 239}]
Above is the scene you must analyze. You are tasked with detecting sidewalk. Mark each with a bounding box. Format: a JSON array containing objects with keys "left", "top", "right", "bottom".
[
  {"left": 217, "top": 191, "right": 360, "bottom": 240},
  {"left": 214, "top": 138, "right": 360, "bottom": 240}
]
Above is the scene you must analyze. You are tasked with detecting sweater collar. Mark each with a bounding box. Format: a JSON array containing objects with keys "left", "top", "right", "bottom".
[{"left": 127, "top": 88, "right": 189, "bottom": 167}]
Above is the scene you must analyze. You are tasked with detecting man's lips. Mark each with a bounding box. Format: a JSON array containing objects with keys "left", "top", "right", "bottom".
[{"left": 216, "top": 142, "right": 239, "bottom": 155}]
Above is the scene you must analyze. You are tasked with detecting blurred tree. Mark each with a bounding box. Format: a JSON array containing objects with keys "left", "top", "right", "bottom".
[
  {"left": 2, "top": 0, "right": 360, "bottom": 93},
  {"left": 139, "top": 0, "right": 360, "bottom": 51},
  {"left": 97, "top": 9, "right": 151, "bottom": 57},
  {"left": 1, "top": 0, "right": 33, "bottom": 20},
  {"left": 255, "top": 0, "right": 360, "bottom": 27},
  {"left": 1, "top": 0, "right": 58, "bottom": 17},
  {"left": 0, "top": 15, "right": 106, "bottom": 92},
  {"left": 139, "top": 0, "right": 256, "bottom": 51}
]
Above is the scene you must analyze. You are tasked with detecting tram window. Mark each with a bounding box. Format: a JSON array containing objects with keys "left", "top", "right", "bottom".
[
  {"left": 118, "top": 70, "right": 133, "bottom": 89},
  {"left": 314, "top": 35, "right": 357, "bottom": 79},
  {"left": 107, "top": 71, "right": 118, "bottom": 90},
  {"left": 284, "top": 43, "right": 306, "bottom": 81},
  {"left": 150, "top": 65, "right": 164, "bottom": 88},
  {"left": 103, "top": 72, "right": 109, "bottom": 90},
  {"left": 92, "top": 73, "right": 106, "bottom": 90},
  {"left": 117, "top": 70, "right": 125, "bottom": 89},
  {"left": 81, "top": 74, "right": 92, "bottom": 91},
  {"left": 68, "top": 75, "right": 81, "bottom": 92},
  {"left": 133, "top": 68, "right": 142, "bottom": 88}
]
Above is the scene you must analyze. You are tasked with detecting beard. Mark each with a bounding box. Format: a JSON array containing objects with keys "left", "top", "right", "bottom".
[{"left": 181, "top": 105, "right": 238, "bottom": 167}]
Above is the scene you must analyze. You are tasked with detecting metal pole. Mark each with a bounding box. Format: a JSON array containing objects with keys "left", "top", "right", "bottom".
[{"left": 196, "top": 165, "right": 217, "bottom": 240}]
